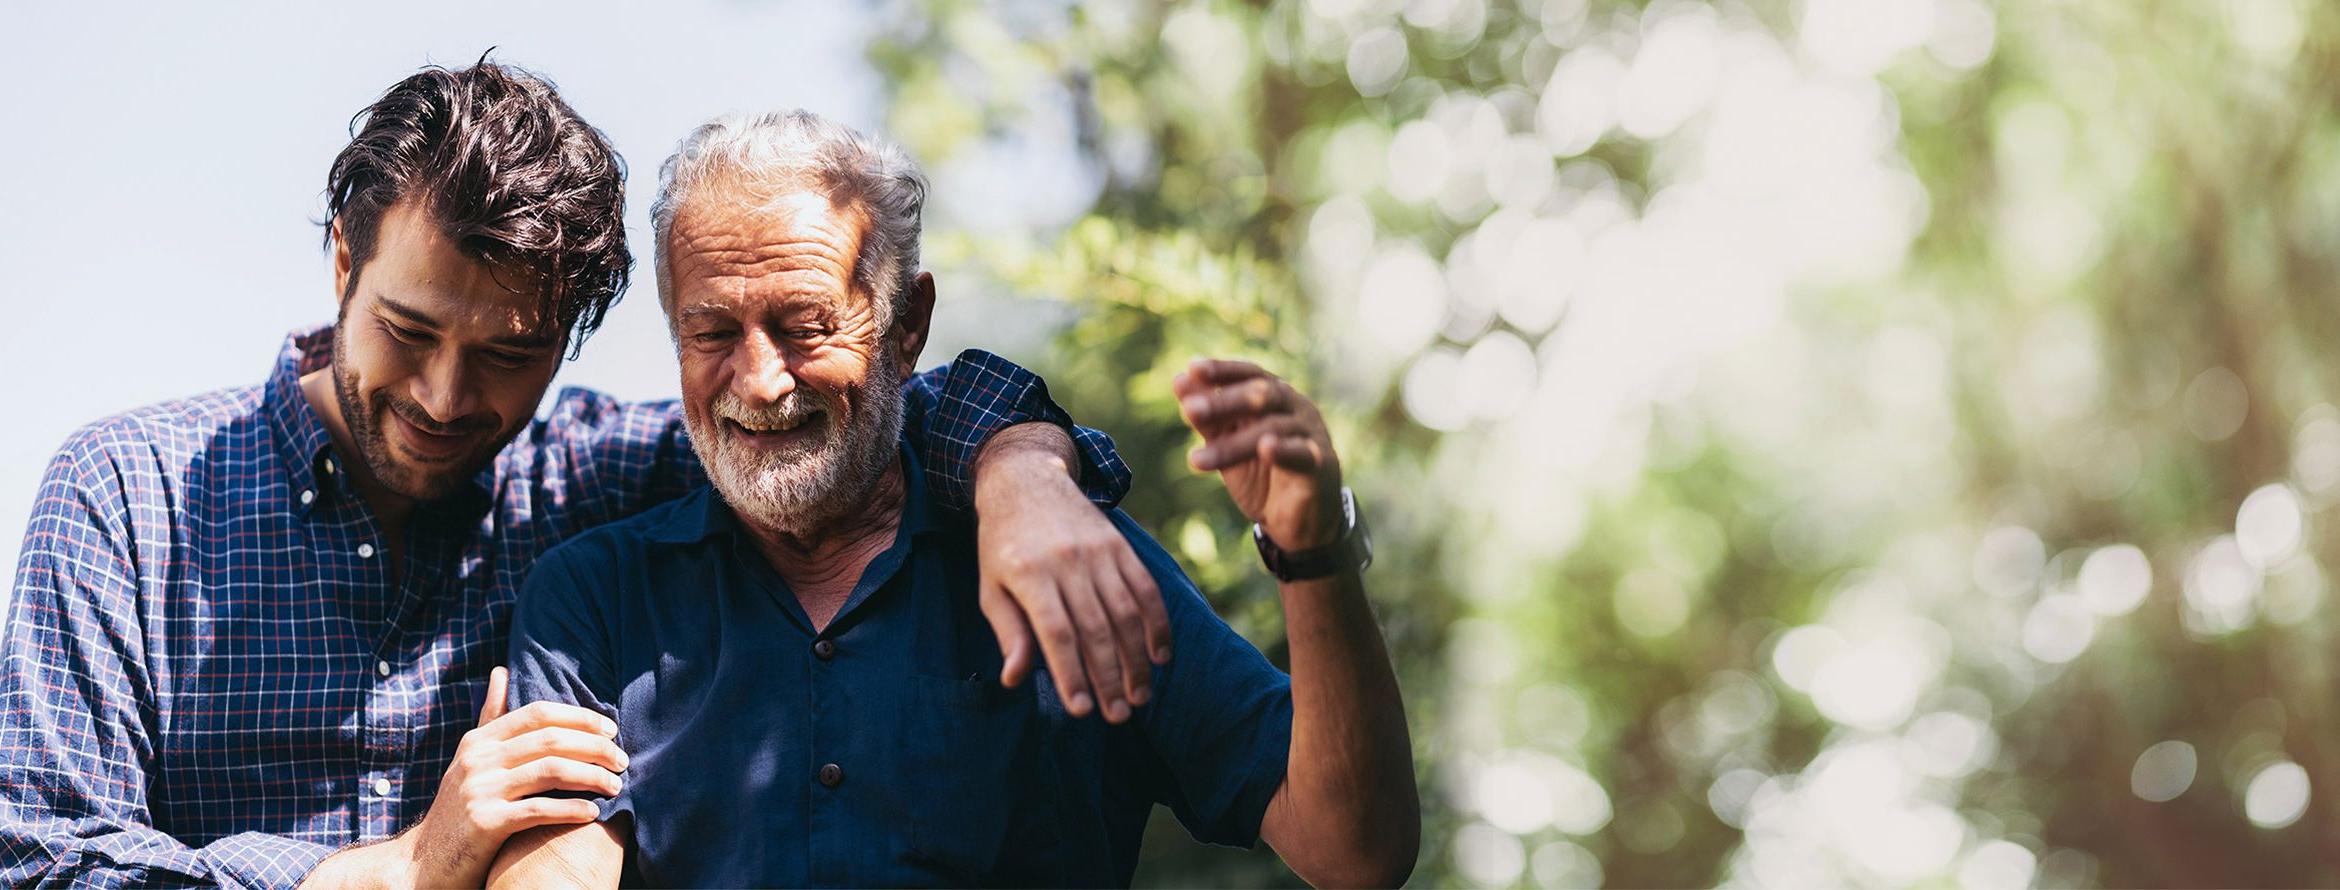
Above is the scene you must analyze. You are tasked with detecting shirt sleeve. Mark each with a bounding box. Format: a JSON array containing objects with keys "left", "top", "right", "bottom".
[
  {"left": 0, "top": 430, "right": 333, "bottom": 889},
  {"left": 530, "top": 390, "right": 702, "bottom": 536},
  {"left": 1110, "top": 510, "right": 1294, "bottom": 849},
  {"left": 903, "top": 349, "right": 1134, "bottom": 519},
  {"left": 504, "top": 534, "right": 631, "bottom": 823}
]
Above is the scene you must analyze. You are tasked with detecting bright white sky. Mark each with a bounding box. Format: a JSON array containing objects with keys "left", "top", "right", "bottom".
[{"left": 0, "top": 4, "right": 1079, "bottom": 575}]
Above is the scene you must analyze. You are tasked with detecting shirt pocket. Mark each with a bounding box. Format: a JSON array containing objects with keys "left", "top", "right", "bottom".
[{"left": 903, "top": 673, "right": 1050, "bottom": 883}]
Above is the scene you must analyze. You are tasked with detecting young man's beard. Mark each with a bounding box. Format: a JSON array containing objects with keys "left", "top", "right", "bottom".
[
  {"left": 329, "top": 322, "right": 511, "bottom": 502},
  {"left": 689, "top": 350, "right": 907, "bottom": 538}
]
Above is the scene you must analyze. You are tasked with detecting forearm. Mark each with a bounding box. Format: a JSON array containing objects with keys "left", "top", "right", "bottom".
[
  {"left": 485, "top": 822, "right": 625, "bottom": 890},
  {"left": 1269, "top": 569, "right": 1419, "bottom": 887},
  {"left": 972, "top": 422, "right": 1081, "bottom": 511}
]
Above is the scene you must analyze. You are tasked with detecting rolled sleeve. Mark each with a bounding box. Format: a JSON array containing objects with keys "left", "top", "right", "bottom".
[
  {"left": 505, "top": 535, "right": 631, "bottom": 823},
  {"left": 903, "top": 349, "right": 1133, "bottom": 517}
]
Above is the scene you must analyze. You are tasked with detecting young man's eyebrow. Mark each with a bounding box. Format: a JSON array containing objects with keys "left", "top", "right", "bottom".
[
  {"left": 376, "top": 294, "right": 559, "bottom": 350},
  {"left": 374, "top": 295, "right": 441, "bottom": 329}
]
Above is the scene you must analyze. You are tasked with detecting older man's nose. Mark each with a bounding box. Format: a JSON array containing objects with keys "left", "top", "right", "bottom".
[{"left": 733, "top": 329, "right": 798, "bottom": 405}]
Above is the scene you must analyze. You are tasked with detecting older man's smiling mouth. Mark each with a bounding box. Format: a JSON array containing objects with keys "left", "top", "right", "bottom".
[{"left": 723, "top": 411, "right": 826, "bottom": 449}]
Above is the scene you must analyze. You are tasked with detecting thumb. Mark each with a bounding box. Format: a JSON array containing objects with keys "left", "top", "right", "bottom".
[
  {"left": 480, "top": 665, "right": 509, "bottom": 725},
  {"left": 978, "top": 579, "right": 1037, "bottom": 689}
]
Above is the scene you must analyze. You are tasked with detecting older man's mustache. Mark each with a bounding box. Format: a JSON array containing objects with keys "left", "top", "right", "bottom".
[{"left": 714, "top": 392, "right": 832, "bottom": 436}]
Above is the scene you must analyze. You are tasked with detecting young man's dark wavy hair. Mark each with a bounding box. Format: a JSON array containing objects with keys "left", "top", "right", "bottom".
[{"left": 322, "top": 55, "right": 630, "bottom": 357}]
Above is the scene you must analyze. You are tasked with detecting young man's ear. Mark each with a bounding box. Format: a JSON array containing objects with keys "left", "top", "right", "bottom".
[
  {"left": 329, "top": 218, "right": 355, "bottom": 307},
  {"left": 894, "top": 271, "right": 938, "bottom": 369}
]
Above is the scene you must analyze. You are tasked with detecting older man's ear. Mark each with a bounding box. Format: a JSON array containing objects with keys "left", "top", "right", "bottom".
[{"left": 896, "top": 271, "right": 938, "bottom": 368}]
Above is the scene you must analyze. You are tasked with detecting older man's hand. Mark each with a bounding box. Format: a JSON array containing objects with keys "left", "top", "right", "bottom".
[
  {"left": 1173, "top": 360, "right": 1344, "bottom": 552},
  {"left": 972, "top": 423, "right": 1171, "bottom": 723}
]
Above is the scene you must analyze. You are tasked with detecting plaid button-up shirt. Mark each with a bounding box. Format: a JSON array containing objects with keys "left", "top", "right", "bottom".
[{"left": 0, "top": 325, "right": 1128, "bottom": 889}]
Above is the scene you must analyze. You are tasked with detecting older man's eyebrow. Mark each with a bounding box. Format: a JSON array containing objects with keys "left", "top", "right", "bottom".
[{"left": 675, "top": 302, "right": 738, "bottom": 326}]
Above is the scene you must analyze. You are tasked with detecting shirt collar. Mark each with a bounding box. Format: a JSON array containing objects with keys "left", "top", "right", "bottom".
[
  {"left": 263, "top": 325, "right": 339, "bottom": 518},
  {"left": 261, "top": 323, "right": 496, "bottom": 521},
  {"left": 649, "top": 439, "right": 941, "bottom": 545}
]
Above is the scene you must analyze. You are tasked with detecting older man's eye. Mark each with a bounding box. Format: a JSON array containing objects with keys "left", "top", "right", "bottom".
[{"left": 690, "top": 330, "right": 735, "bottom": 346}]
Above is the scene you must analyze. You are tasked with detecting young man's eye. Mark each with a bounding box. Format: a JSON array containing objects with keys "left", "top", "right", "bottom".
[
  {"left": 384, "top": 322, "right": 431, "bottom": 345},
  {"left": 484, "top": 351, "right": 534, "bottom": 369}
]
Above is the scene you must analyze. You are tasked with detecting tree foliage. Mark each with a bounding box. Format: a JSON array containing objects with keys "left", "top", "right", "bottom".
[{"left": 874, "top": 0, "right": 2340, "bottom": 885}]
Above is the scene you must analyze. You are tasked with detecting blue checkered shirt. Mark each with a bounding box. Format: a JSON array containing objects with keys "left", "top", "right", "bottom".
[{"left": 0, "top": 325, "right": 1128, "bottom": 888}]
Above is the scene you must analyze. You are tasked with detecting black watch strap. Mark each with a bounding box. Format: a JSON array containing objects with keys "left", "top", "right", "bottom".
[{"left": 1253, "top": 487, "right": 1372, "bottom": 582}]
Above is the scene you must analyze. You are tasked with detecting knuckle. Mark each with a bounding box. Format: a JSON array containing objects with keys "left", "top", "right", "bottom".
[
  {"left": 1101, "top": 593, "right": 1141, "bottom": 619},
  {"left": 1073, "top": 609, "right": 1110, "bottom": 632},
  {"left": 997, "top": 549, "right": 1035, "bottom": 575}
]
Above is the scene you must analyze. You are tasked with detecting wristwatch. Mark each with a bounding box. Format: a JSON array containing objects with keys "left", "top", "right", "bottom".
[{"left": 1252, "top": 487, "right": 1373, "bottom": 581}]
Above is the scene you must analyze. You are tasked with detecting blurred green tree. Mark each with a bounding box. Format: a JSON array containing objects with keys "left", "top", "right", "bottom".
[{"left": 869, "top": 0, "right": 2340, "bottom": 886}]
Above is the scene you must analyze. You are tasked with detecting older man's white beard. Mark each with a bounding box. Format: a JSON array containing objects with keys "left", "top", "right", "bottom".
[{"left": 689, "top": 359, "right": 905, "bottom": 538}]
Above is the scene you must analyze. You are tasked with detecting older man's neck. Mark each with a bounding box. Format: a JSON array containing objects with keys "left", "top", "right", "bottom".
[{"left": 744, "top": 461, "right": 908, "bottom": 630}]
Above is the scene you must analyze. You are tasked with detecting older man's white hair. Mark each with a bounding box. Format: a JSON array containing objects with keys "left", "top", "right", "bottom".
[{"left": 649, "top": 109, "right": 929, "bottom": 328}]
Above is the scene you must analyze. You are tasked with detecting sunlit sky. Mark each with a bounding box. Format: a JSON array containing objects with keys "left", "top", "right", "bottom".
[{"left": 0, "top": 3, "right": 1076, "bottom": 574}]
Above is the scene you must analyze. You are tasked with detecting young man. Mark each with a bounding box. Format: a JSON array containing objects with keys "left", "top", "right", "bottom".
[
  {"left": 489, "top": 110, "right": 1420, "bottom": 888},
  {"left": 0, "top": 61, "right": 1162, "bottom": 889}
]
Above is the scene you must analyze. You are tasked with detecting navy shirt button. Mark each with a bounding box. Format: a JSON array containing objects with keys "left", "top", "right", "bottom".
[
  {"left": 813, "top": 639, "right": 837, "bottom": 661},
  {"left": 818, "top": 762, "right": 844, "bottom": 788}
]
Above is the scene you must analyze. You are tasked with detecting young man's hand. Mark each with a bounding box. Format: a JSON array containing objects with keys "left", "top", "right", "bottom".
[
  {"left": 306, "top": 668, "right": 627, "bottom": 889},
  {"left": 973, "top": 423, "right": 1170, "bottom": 724}
]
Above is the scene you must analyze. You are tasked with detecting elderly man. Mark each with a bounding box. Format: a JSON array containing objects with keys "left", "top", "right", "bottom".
[
  {"left": 0, "top": 60, "right": 1164, "bottom": 890},
  {"left": 490, "top": 110, "right": 1419, "bottom": 888}
]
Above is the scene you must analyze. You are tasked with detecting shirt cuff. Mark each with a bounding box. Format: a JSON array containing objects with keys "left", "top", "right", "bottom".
[{"left": 203, "top": 831, "right": 335, "bottom": 890}]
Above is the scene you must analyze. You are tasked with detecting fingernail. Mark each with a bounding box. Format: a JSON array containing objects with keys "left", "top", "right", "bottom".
[
  {"left": 1070, "top": 692, "right": 1093, "bottom": 714},
  {"left": 1106, "top": 699, "right": 1131, "bottom": 722},
  {"left": 1129, "top": 686, "right": 1151, "bottom": 706},
  {"left": 1154, "top": 647, "right": 1172, "bottom": 663},
  {"left": 1181, "top": 397, "right": 1207, "bottom": 417}
]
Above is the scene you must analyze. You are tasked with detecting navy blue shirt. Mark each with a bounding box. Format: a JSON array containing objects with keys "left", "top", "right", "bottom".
[{"left": 506, "top": 445, "right": 1294, "bottom": 887}]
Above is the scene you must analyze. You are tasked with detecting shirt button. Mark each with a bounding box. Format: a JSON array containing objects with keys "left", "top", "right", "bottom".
[
  {"left": 372, "top": 777, "right": 392, "bottom": 797},
  {"left": 376, "top": 660, "right": 392, "bottom": 678},
  {"left": 817, "top": 763, "right": 843, "bottom": 788},
  {"left": 299, "top": 489, "right": 315, "bottom": 506},
  {"left": 813, "top": 639, "right": 837, "bottom": 661},
  {"left": 357, "top": 543, "right": 376, "bottom": 559}
]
